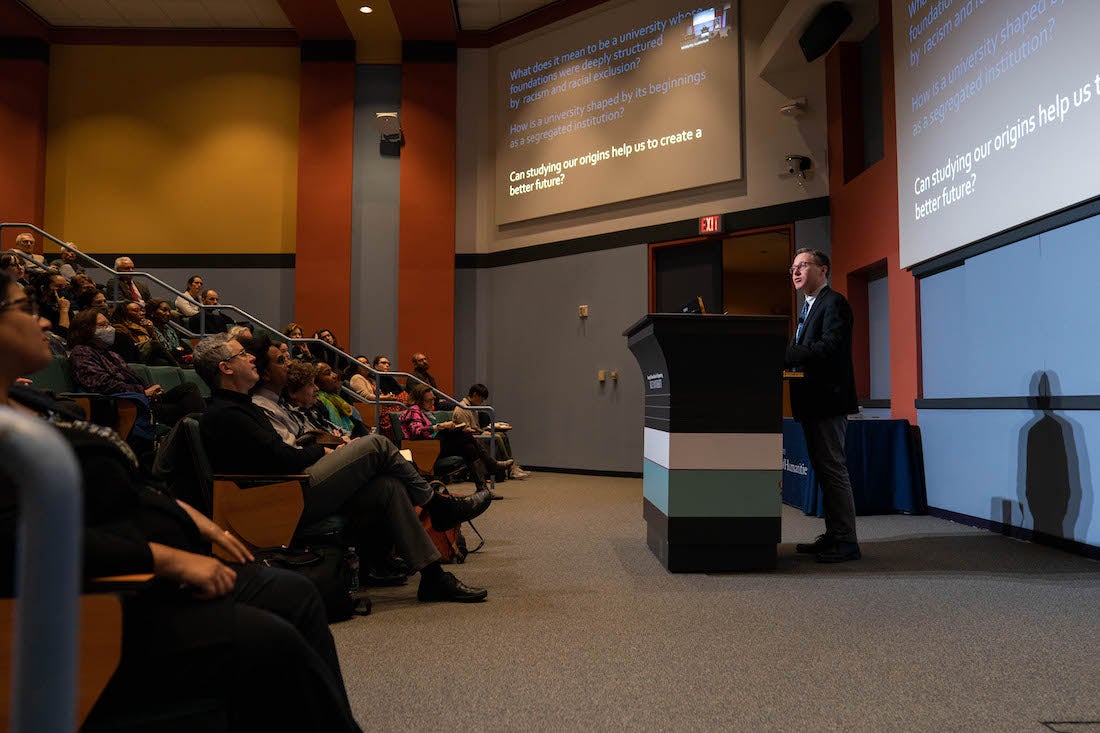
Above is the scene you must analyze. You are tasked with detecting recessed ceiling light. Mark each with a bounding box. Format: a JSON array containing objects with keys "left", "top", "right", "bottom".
[{"left": 359, "top": 5, "right": 373, "bottom": 13}]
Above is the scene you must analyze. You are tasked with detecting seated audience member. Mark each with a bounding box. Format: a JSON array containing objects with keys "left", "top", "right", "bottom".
[
  {"left": 284, "top": 362, "right": 344, "bottom": 437},
  {"left": 347, "top": 355, "right": 402, "bottom": 402},
  {"left": 175, "top": 274, "right": 203, "bottom": 318},
  {"left": 405, "top": 352, "right": 455, "bottom": 408},
  {"left": 12, "top": 231, "right": 47, "bottom": 268},
  {"left": 314, "top": 361, "right": 365, "bottom": 436},
  {"left": 104, "top": 257, "right": 151, "bottom": 304},
  {"left": 406, "top": 351, "right": 437, "bottom": 391},
  {"left": 453, "top": 383, "right": 530, "bottom": 480},
  {"left": 196, "top": 333, "right": 492, "bottom": 602},
  {"left": 373, "top": 355, "right": 403, "bottom": 395},
  {"left": 400, "top": 383, "right": 512, "bottom": 492},
  {"left": 147, "top": 297, "right": 192, "bottom": 367},
  {"left": 0, "top": 275, "right": 363, "bottom": 732},
  {"left": 113, "top": 301, "right": 176, "bottom": 366},
  {"left": 29, "top": 270, "right": 71, "bottom": 335},
  {"left": 314, "top": 328, "right": 351, "bottom": 371},
  {"left": 68, "top": 309, "right": 203, "bottom": 444},
  {"left": 68, "top": 273, "right": 100, "bottom": 310},
  {"left": 185, "top": 289, "right": 235, "bottom": 334},
  {"left": 347, "top": 356, "right": 379, "bottom": 401},
  {"left": 75, "top": 287, "right": 108, "bottom": 313},
  {"left": 227, "top": 324, "right": 254, "bottom": 341},
  {"left": 364, "top": 356, "right": 406, "bottom": 442},
  {"left": 283, "top": 322, "right": 314, "bottom": 361},
  {"left": 0, "top": 254, "right": 29, "bottom": 287},
  {"left": 49, "top": 244, "right": 85, "bottom": 279},
  {"left": 111, "top": 300, "right": 155, "bottom": 347},
  {"left": 282, "top": 361, "right": 355, "bottom": 443}
]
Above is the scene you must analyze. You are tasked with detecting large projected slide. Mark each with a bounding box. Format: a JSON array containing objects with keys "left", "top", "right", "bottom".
[
  {"left": 493, "top": 0, "right": 741, "bottom": 225},
  {"left": 894, "top": 0, "right": 1100, "bottom": 268}
]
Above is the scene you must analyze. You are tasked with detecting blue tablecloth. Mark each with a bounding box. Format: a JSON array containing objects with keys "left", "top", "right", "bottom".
[{"left": 782, "top": 417, "right": 927, "bottom": 516}]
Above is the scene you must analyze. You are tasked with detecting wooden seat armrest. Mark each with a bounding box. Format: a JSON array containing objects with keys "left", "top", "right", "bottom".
[
  {"left": 85, "top": 573, "right": 156, "bottom": 593},
  {"left": 213, "top": 473, "right": 310, "bottom": 482}
]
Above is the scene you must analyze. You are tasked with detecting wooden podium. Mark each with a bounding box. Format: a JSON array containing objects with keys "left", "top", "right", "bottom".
[{"left": 624, "top": 314, "right": 789, "bottom": 572}]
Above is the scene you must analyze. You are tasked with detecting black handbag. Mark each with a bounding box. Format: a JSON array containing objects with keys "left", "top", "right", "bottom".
[{"left": 254, "top": 546, "right": 367, "bottom": 621}]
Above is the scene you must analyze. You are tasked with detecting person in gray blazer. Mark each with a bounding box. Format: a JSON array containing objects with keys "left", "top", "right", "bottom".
[{"left": 784, "top": 248, "right": 860, "bottom": 563}]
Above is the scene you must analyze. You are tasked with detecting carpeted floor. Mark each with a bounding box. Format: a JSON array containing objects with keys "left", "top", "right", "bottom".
[{"left": 332, "top": 473, "right": 1100, "bottom": 732}]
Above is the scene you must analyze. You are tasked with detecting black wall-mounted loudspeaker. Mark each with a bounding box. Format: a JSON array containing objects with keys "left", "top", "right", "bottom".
[{"left": 798, "top": 2, "right": 853, "bottom": 63}]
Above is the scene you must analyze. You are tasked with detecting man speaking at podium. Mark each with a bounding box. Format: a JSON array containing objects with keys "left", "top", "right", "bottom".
[{"left": 785, "top": 248, "right": 861, "bottom": 563}]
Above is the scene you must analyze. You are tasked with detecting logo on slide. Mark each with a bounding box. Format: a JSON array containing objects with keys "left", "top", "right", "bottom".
[{"left": 681, "top": 4, "right": 733, "bottom": 50}]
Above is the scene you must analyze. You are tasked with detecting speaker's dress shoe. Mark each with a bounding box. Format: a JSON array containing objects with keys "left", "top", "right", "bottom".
[
  {"left": 427, "top": 489, "right": 492, "bottom": 531},
  {"left": 815, "top": 541, "right": 861, "bottom": 563},
  {"left": 795, "top": 534, "right": 836, "bottom": 554},
  {"left": 417, "top": 571, "right": 488, "bottom": 603}
]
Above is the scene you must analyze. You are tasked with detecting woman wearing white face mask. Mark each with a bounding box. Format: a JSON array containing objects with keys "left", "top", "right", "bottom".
[{"left": 67, "top": 309, "right": 204, "bottom": 451}]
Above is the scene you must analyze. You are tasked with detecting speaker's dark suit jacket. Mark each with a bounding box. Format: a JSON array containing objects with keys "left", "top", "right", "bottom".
[{"left": 785, "top": 285, "right": 858, "bottom": 421}]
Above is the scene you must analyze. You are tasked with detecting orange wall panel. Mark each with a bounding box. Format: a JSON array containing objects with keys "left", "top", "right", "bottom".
[
  {"left": 292, "top": 60, "right": 356, "bottom": 346},
  {"left": 826, "top": 0, "right": 918, "bottom": 424},
  {"left": 0, "top": 57, "right": 48, "bottom": 249},
  {"left": 398, "top": 61, "right": 457, "bottom": 395}
]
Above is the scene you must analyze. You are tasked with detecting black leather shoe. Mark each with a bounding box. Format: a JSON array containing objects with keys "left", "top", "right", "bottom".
[
  {"left": 796, "top": 534, "right": 836, "bottom": 554},
  {"left": 815, "top": 541, "right": 861, "bottom": 563},
  {"left": 427, "top": 489, "right": 492, "bottom": 531},
  {"left": 361, "top": 568, "right": 408, "bottom": 587},
  {"left": 417, "top": 571, "right": 488, "bottom": 603}
]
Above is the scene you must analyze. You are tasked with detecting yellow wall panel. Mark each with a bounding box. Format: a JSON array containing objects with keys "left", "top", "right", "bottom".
[{"left": 44, "top": 45, "right": 300, "bottom": 255}]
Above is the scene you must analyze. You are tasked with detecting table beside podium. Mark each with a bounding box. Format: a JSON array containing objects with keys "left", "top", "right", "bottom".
[{"left": 624, "top": 314, "right": 789, "bottom": 572}]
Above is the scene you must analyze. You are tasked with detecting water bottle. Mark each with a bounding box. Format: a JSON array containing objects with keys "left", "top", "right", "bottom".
[{"left": 344, "top": 546, "right": 360, "bottom": 593}]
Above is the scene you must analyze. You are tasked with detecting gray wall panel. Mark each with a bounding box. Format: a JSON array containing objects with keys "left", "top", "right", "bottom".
[
  {"left": 455, "top": 244, "right": 647, "bottom": 472},
  {"left": 351, "top": 65, "right": 401, "bottom": 359},
  {"left": 868, "top": 275, "right": 890, "bottom": 399}
]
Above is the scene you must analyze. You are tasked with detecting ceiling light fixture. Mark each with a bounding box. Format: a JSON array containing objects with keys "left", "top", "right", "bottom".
[{"left": 359, "top": 5, "right": 373, "bottom": 13}]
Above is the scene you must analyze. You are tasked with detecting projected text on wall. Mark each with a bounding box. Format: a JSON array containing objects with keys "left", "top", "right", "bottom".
[
  {"left": 894, "top": 0, "right": 1100, "bottom": 268},
  {"left": 494, "top": 0, "right": 742, "bottom": 225}
]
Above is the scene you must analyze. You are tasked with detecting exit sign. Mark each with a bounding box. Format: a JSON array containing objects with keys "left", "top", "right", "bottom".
[{"left": 699, "top": 215, "right": 722, "bottom": 234}]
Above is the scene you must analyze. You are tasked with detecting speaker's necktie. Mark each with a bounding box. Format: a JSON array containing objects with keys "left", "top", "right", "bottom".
[{"left": 795, "top": 299, "right": 809, "bottom": 342}]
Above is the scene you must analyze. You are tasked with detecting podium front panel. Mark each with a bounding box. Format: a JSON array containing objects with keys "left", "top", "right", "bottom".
[{"left": 625, "top": 314, "right": 788, "bottom": 572}]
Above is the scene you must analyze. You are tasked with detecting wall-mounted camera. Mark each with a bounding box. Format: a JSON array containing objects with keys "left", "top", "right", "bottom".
[{"left": 781, "top": 155, "right": 813, "bottom": 184}]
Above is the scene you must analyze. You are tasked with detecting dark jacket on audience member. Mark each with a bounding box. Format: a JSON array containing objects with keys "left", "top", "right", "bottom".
[
  {"left": 104, "top": 277, "right": 151, "bottom": 304},
  {"left": 185, "top": 310, "right": 235, "bottom": 335},
  {"left": 200, "top": 389, "right": 325, "bottom": 475},
  {"left": 70, "top": 344, "right": 146, "bottom": 395}
]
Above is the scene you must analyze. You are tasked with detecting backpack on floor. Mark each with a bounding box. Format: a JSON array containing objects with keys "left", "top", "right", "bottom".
[{"left": 418, "top": 507, "right": 468, "bottom": 564}]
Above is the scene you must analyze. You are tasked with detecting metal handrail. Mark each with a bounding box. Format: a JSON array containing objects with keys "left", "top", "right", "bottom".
[
  {"left": 0, "top": 408, "right": 83, "bottom": 733},
  {"left": 1, "top": 223, "right": 498, "bottom": 458}
]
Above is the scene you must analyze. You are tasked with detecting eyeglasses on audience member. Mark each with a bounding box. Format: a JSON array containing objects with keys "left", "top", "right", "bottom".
[{"left": 0, "top": 296, "right": 39, "bottom": 317}]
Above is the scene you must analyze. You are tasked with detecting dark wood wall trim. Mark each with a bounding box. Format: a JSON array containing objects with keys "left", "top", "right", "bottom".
[
  {"left": 0, "top": 36, "right": 49, "bottom": 61},
  {"left": 49, "top": 28, "right": 299, "bottom": 46},
  {"left": 87, "top": 253, "right": 295, "bottom": 268},
  {"left": 455, "top": 197, "right": 829, "bottom": 269},
  {"left": 402, "top": 41, "right": 457, "bottom": 63},
  {"left": 301, "top": 40, "right": 356, "bottom": 62}
]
